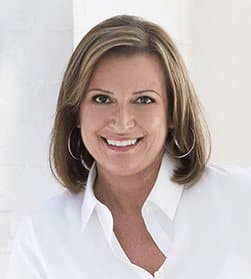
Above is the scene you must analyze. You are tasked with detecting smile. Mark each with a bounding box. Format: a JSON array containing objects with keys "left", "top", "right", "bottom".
[{"left": 101, "top": 137, "right": 143, "bottom": 150}]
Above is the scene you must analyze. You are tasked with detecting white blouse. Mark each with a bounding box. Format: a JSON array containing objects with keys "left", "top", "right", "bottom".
[{"left": 6, "top": 154, "right": 251, "bottom": 279}]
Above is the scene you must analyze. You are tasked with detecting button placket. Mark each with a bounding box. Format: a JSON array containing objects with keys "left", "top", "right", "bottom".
[
  {"left": 146, "top": 205, "right": 151, "bottom": 213},
  {"left": 154, "top": 270, "right": 161, "bottom": 278}
]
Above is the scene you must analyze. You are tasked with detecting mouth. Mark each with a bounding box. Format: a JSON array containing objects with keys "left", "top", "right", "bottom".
[{"left": 101, "top": 136, "right": 143, "bottom": 151}]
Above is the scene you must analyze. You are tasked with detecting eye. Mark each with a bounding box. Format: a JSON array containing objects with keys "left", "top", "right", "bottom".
[
  {"left": 136, "top": 96, "right": 155, "bottom": 104},
  {"left": 92, "top": 95, "right": 111, "bottom": 104}
]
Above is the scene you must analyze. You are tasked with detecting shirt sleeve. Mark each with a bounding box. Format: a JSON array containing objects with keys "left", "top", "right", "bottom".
[{"left": 5, "top": 216, "right": 47, "bottom": 279}]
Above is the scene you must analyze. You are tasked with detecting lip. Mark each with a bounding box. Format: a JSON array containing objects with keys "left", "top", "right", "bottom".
[
  {"left": 101, "top": 136, "right": 143, "bottom": 141},
  {"left": 101, "top": 136, "right": 143, "bottom": 152}
]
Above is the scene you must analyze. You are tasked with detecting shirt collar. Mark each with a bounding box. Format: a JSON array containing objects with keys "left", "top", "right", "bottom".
[
  {"left": 81, "top": 153, "right": 184, "bottom": 232},
  {"left": 141, "top": 153, "right": 184, "bottom": 221},
  {"left": 80, "top": 162, "right": 97, "bottom": 232}
]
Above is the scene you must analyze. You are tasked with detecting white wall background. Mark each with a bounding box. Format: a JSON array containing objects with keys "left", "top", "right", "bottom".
[
  {"left": 1, "top": 0, "right": 251, "bottom": 278},
  {"left": 0, "top": 0, "right": 72, "bottom": 277},
  {"left": 190, "top": 0, "right": 251, "bottom": 166}
]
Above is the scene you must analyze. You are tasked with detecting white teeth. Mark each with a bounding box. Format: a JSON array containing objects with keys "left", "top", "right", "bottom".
[{"left": 106, "top": 138, "right": 138, "bottom": 147}]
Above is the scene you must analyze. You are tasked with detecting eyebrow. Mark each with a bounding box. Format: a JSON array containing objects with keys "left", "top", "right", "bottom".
[{"left": 87, "top": 88, "right": 160, "bottom": 96}]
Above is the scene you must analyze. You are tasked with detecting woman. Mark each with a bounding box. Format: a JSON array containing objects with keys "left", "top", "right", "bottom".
[{"left": 6, "top": 15, "right": 251, "bottom": 279}]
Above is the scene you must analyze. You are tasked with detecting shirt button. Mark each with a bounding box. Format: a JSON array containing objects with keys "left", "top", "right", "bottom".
[
  {"left": 146, "top": 205, "right": 151, "bottom": 212},
  {"left": 154, "top": 271, "right": 160, "bottom": 278}
]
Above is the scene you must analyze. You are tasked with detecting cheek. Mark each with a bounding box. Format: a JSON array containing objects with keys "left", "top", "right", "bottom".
[
  {"left": 80, "top": 106, "right": 108, "bottom": 129},
  {"left": 136, "top": 107, "right": 168, "bottom": 130}
]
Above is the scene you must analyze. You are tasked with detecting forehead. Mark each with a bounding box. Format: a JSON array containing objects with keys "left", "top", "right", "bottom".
[{"left": 88, "top": 53, "right": 167, "bottom": 92}]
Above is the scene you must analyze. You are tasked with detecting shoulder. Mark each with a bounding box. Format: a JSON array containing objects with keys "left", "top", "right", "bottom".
[
  {"left": 20, "top": 190, "right": 84, "bottom": 235},
  {"left": 190, "top": 162, "right": 251, "bottom": 207},
  {"left": 203, "top": 162, "right": 251, "bottom": 187},
  {"left": 28, "top": 190, "right": 84, "bottom": 217},
  {"left": 186, "top": 162, "right": 251, "bottom": 201}
]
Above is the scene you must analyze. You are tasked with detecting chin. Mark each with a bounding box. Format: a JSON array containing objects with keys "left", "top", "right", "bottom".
[{"left": 103, "top": 162, "right": 142, "bottom": 176}]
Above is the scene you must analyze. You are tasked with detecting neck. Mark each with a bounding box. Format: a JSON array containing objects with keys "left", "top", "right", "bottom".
[{"left": 94, "top": 156, "right": 163, "bottom": 216}]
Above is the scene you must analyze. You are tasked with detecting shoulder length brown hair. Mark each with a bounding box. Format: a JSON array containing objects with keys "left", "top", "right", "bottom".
[{"left": 49, "top": 15, "right": 211, "bottom": 194}]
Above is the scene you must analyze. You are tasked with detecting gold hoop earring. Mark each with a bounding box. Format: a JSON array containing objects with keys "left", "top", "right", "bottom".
[
  {"left": 67, "top": 127, "right": 91, "bottom": 171},
  {"left": 166, "top": 128, "right": 196, "bottom": 159}
]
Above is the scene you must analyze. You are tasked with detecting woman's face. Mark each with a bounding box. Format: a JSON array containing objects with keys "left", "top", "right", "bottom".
[{"left": 79, "top": 53, "right": 170, "bottom": 176}]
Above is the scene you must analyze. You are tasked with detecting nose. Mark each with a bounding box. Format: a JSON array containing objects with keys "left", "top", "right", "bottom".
[{"left": 108, "top": 104, "right": 135, "bottom": 131}]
